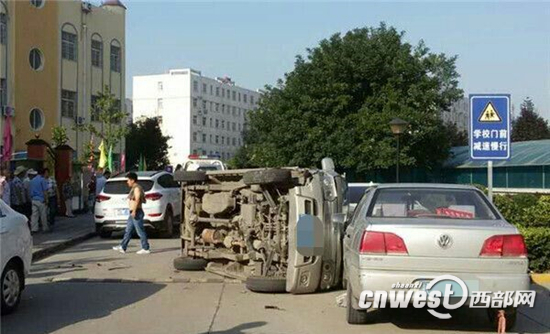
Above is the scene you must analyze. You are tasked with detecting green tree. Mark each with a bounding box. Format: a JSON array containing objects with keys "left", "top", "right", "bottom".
[
  {"left": 125, "top": 117, "right": 170, "bottom": 170},
  {"left": 511, "top": 98, "right": 550, "bottom": 142},
  {"left": 443, "top": 122, "right": 468, "bottom": 147},
  {"left": 76, "top": 85, "right": 128, "bottom": 150},
  {"left": 234, "top": 24, "right": 463, "bottom": 172}
]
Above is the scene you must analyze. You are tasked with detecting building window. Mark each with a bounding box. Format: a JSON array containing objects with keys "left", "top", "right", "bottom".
[
  {"left": 202, "top": 134, "right": 206, "bottom": 142},
  {"left": 157, "top": 98, "right": 163, "bottom": 110},
  {"left": 30, "top": 0, "right": 44, "bottom": 9},
  {"left": 232, "top": 106, "right": 236, "bottom": 116},
  {"left": 192, "top": 115, "right": 197, "bottom": 125},
  {"left": 192, "top": 132, "right": 197, "bottom": 142},
  {"left": 232, "top": 122, "right": 236, "bottom": 131},
  {"left": 243, "top": 94, "right": 247, "bottom": 103},
  {"left": 91, "top": 40, "right": 103, "bottom": 67},
  {"left": 193, "top": 81, "right": 198, "bottom": 92},
  {"left": 193, "top": 98, "right": 198, "bottom": 108},
  {"left": 250, "top": 96, "right": 254, "bottom": 105},
  {"left": 215, "top": 135, "right": 219, "bottom": 144},
  {"left": 202, "top": 83, "right": 207, "bottom": 93},
  {"left": 210, "top": 85, "right": 213, "bottom": 95},
  {"left": 157, "top": 81, "right": 163, "bottom": 91},
  {"left": 210, "top": 135, "right": 213, "bottom": 143},
  {"left": 232, "top": 138, "right": 236, "bottom": 146},
  {"left": 62, "top": 31, "right": 77, "bottom": 61},
  {"left": 215, "top": 103, "right": 219, "bottom": 112},
  {"left": 29, "top": 108, "right": 44, "bottom": 130},
  {"left": 90, "top": 95, "right": 100, "bottom": 122},
  {"left": 0, "top": 79, "right": 6, "bottom": 107},
  {"left": 202, "top": 117, "right": 206, "bottom": 126},
  {"left": 61, "top": 90, "right": 77, "bottom": 118},
  {"left": 221, "top": 136, "right": 225, "bottom": 145},
  {"left": 232, "top": 91, "right": 236, "bottom": 101},
  {"left": 110, "top": 45, "right": 121, "bottom": 72},
  {"left": 238, "top": 92, "right": 241, "bottom": 102},
  {"left": 202, "top": 100, "right": 207, "bottom": 110},
  {"left": 28, "top": 48, "right": 44, "bottom": 71},
  {"left": 215, "top": 119, "right": 219, "bottom": 128},
  {"left": 222, "top": 88, "right": 225, "bottom": 98},
  {"left": 221, "top": 104, "right": 225, "bottom": 113},
  {"left": 238, "top": 123, "right": 241, "bottom": 131},
  {"left": 222, "top": 120, "right": 225, "bottom": 129},
  {"left": 0, "top": 14, "right": 6, "bottom": 45},
  {"left": 216, "top": 87, "right": 220, "bottom": 96}
]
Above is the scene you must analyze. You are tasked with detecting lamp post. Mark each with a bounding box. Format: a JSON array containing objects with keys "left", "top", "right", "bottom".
[{"left": 389, "top": 118, "right": 409, "bottom": 183}]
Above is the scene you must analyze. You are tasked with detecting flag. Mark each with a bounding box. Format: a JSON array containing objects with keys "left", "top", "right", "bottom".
[
  {"left": 98, "top": 140, "right": 107, "bottom": 169},
  {"left": 120, "top": 153, "right": 126, "bottom": 172},
  {"left": 107, "top": 145, "right": 113, "bottom": 172}
]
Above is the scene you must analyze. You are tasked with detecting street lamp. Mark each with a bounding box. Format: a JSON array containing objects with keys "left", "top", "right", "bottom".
[{"left": 389, "top": 118, "right": 409, "bottom": 183}]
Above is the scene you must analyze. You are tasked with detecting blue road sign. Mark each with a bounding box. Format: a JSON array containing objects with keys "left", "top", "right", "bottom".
[{"left": 469, "top": 94, "right": 511, "bottom": 160}]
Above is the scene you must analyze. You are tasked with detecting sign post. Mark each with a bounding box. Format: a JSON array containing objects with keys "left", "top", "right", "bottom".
[{"left": 469, "top": 94, "right": 511, "bottom": 202}]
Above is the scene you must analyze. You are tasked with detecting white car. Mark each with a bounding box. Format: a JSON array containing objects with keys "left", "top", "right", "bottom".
[
  {"left": 0, "top": 199, "right": 32, "bottom": 315},
  {"left": 94, "top": 171, "right": 182, "bottom": 238},
  {"left": 182, "top": 154, "right": 227, "bottom": 171}
]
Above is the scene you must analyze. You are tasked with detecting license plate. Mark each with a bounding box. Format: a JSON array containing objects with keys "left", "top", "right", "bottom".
[{"left": 117, "top": 208, "right": 130, "bottom": 216}]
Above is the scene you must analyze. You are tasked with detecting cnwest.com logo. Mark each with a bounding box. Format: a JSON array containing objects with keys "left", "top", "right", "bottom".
[{"left": 358, "top": 275, "right": 535, "bottom": 319}]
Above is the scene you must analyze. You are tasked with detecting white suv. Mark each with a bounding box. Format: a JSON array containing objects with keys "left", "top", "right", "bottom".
[{"left": 94, "top": 171, "right": 181, "bottom": 238}]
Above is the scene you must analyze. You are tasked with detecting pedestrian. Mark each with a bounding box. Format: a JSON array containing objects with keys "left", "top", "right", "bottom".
[
  {"left": 9, "top": 166, "right": 27, "bottom": 214},
  {"left": 113, "top": 172, "right": 151, "bottom": 254},
  {"left": 497, "top": 310, "right": 506, "bottom": 334},
  {"left": 0, "top": 168, "right": 11, "bottom": 206},
  {"left": 23, "top": 169, "right": 37, "bottom": 218},
  {"left": 95, "top": 168, "right": 107, "bottom": 197},
  {"left": 62, "top": 179, "right": 75, "bottom": 218},
  {"left": 45, "top": 169, "right": 59, "bottom": 226},
  {"left": 30, "top": 168, "right": 50, "bottom": 233},
  {"left": 87, "top": 173, "right": 96, "bottom": 211}
]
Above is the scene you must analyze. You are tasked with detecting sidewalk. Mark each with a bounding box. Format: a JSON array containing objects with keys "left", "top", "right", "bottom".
[{"left": 32, "top": 213, "right": 96, "bottom": 262}]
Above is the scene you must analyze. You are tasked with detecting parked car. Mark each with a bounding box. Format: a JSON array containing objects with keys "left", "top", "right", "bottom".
[
  {"left": 343, "top": 183, "right": 529, "bottom": 330},
  {"left": 182, "top": 154, "right": 227, "bottom": 171},
  {"left": 0, "top": 199, "right": 32, "bottom": 315},
  {"left": 173, "top": 158, "right": 346, "bottom": 294},
  {"left": 94, "top": 171, "right": 181, "bottom": 238}
]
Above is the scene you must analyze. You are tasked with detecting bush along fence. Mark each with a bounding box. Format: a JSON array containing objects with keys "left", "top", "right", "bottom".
[{"left": 492, "top": 193, "right": 550, "bottom": 273}]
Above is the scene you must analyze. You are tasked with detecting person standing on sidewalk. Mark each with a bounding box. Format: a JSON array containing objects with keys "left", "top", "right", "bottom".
[
  {"left": 9, "top": 166, "right": 27, "bottom": 214},
  {"left": 23, "top": 169, "right": 37, "bottom": 218},
  {"left": 62, "top": 179, "right": 75, "bottom": 218},
  {"left": 0, "top": 168, "right": 11, "bottom": 206},
  {"left": 30, "top": 168, "right": 50, "bottom": 233},
  {"left": 45, "top": 169, "right": 59, "bottom": 226},
  {"left": 113, "top": 172, "right": 151, "bottom": 254}
]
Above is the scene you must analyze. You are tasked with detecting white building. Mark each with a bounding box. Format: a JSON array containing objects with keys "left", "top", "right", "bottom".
[
  {"left": 132, "top": 68, "right": 260, "bottom": 165},
  {"left": 441, "top": 97, "right": 469, "bottom": 133}
]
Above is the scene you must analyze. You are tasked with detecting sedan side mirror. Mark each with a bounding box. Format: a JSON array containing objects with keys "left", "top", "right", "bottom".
[{"left": 296, "top": 214, "right": 324, "bottom": 257}]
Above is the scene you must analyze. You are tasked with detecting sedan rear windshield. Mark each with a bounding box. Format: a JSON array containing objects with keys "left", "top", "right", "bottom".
[
  {"left": 103, "top": 180, "right": 154, "bottom": 195},
  {"left": 367, "top": 188, "right": 498, "bottom": 220}
]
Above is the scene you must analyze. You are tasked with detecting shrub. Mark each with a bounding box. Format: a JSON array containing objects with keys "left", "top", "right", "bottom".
[{"left": 518, "top": 226, "right": 550, "bottom": 273}]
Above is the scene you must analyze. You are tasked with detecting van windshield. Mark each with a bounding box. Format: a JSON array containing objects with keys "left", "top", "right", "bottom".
[
  {"left": 103, "top": 180, "right": 154, "bottom": 195},
  {"left": 367, "top": 188, "right": 498, "bottom": 220}
]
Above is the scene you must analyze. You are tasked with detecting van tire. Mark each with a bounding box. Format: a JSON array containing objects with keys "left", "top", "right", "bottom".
[
  {"left": 242, "top": 169, "right": 291, "bottom": 186},
  {"left": 245, "top": 276, "right": 286, "bottom": 293},
  {"left": 173, "top": 257, "right": 207, "bottom": 271},
  {"left": 174, "top": 171, "right": 208, "bottom": 183}
]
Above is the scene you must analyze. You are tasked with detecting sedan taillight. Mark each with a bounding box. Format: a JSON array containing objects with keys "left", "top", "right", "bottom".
[
  {"left": 480, "top": 234, "right": 527, "bottom": 257},
  {"left": 95, "top": 194, "right": 111, "bottom": 203},
  {"left": 360, "top": 231, "right": 408, "bottom": 255},
  {"left": 145, "top": 192, "right": 163, "bottom": 201}
]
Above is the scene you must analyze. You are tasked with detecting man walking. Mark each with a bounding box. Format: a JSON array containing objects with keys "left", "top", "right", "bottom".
[
  {"left": 62, "top": 179, "right": 75, "bottom": 218},
  {"left": 45, "top": 169, "right": 59, "bottom": 226},
  {"left": 10, "top": 166, "right": 27, "bottom": 214},
  {"left": 113, "top": 172, "right": 151, "bottom": 254},
  {"left": 23, "top": 169, "right": 37, "bottom": 218},
  {"left": 30, "top": 168, "right": 50, "bottom": 233}
]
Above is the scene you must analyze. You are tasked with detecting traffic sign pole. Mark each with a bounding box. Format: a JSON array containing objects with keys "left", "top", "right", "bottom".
[{"left": 487, "top": 160, "right": 493, "bottom": 202}]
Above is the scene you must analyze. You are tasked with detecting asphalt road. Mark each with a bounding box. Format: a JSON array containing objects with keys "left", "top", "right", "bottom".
[{"left": 2, "top": 236, "right": 549, "bottom": 334}]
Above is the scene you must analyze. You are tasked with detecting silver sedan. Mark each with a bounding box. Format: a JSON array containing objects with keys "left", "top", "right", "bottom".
[{"left": 342, "top": 183, "right": 529, "bottom": 330}]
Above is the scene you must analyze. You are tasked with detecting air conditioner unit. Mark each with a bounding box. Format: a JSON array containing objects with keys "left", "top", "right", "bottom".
[{"left": 82, "top": 2, "right": 92, "bottom": 13}]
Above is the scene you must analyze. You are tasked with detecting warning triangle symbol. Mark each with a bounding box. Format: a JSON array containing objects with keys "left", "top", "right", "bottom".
[{"left": 479, "top": 102, "right": 502, "bottom": 122}]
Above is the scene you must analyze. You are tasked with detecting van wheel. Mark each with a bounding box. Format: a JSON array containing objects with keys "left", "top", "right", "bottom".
[
  {"left": 346, "top": 282, "right": 368, "bottom": 324},
  {"left": 245, "top": 276, "right": 286, "bottom": 293},
  {"left": 173, "top": 257, "right": 207, "bottom": 271},
  {"left": 174, "top": 171, "right": 208, "bottom": 183},
  {"left": 242, "top": 169, "right": 291, "bottom": 186},
  {"left": 160, "top": 209, "right": 174, "bottom": 238},
  {"left": 1, "top": 261, "right": 23, "bottom": 315}
]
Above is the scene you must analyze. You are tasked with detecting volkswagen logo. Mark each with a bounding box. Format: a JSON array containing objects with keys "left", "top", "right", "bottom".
[{"left": 437, "top": 234, "right": 452, "bottom": 249}]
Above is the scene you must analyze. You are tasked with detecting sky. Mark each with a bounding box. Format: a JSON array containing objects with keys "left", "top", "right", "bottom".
[{"left": 122, "top": 1, "right": 550, "bottom": 119}]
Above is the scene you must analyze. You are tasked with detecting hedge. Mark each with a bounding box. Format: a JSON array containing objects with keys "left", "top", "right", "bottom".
[{"left": 518, "top": 226, "right": 550, "bottom": 273}]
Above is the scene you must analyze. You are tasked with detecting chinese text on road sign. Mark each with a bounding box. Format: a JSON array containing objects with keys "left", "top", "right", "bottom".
[{"left": 469, "top": 95, "right": 511, "bottom": 160}]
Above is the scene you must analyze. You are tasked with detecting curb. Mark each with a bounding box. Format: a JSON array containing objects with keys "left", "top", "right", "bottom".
[
  {"left": 531, "top": 273, "right": 550, "bottom": 285},
  {"left": 32, "top": 231, "right": 97, "bottom": 262},
  {"left": 47, "top": 277, "right": 244, "bottom": 284}
]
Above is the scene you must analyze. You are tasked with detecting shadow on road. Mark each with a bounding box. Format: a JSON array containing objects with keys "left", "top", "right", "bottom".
[
  {"left": 0, "top": 282, "right": 165, "bottom": 334},
  {"left": 199, "top": 321, "right": 268, "bottom": 334}
]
